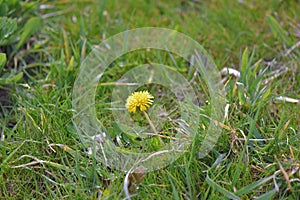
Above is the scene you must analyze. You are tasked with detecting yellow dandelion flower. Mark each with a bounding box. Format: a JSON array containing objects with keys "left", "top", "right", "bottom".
[{"left": 125, "top": 90, "right": 154, "bottom": 113}]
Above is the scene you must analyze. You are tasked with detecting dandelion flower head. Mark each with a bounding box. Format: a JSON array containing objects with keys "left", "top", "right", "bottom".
[{"left": 125, "top": 90, "right": 154, "bottom": 113}]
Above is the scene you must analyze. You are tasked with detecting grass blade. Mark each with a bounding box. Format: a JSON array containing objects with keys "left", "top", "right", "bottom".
[
  {"left": 0, "top": 53, "right": 6, "bottom": 72},
  {"left": 206, "top": 174, "right": 240, "bottom": 200},
  {"left": 266, "top": 15, "right": 291, "bottom": 45},
  {"left": 17, "top": 17, "right": 43, "bottom": 49},
  {"left": 168, "top": 174, "right": 181, "bottom": 200},
  {"left": 235, "top": 175, "right": 274, "bottom": 196},
  {"left": 256, "top": 188, "right": 277, "bottom": 200}
]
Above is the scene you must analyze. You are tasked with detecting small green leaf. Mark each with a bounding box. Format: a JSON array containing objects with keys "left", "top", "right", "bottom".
[
  {"left": 0, "top": 1, "right": 9, "bottom": 17},
  {"left": 0, "top": 17, "right": 17, "bottom": 46},
  {"left": 0, "top": 53, "right": 6, "bottom": 72},
  {"left": 236, "top": 82, "right": 246, "bottom": 105},
  {"left": 1, "top": 0, "right": 21, "bottom": 17},
  {"left": 0, "top": 72, "right": 23, "bottom": 84},
  {"left": 17, "top": 17, "right": 43, "bottom": 49},
  {"left": 66, "top": 56, "right": 75, "bottom": 71},
  {"left": 240, "top": 48, "right": 249, "bottom": 83}
]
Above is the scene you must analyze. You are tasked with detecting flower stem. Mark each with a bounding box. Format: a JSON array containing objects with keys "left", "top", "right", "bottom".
[{"left": 142, "top": 111, "right": 164, "bottom": 143}]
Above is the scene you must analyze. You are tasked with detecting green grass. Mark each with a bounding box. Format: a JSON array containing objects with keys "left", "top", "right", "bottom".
[{"left": 1, "top": 0, "right": 300, "bottom": 199}]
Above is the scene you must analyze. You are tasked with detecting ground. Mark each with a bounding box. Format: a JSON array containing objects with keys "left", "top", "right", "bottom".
[{"left": 0, "top": 0, "right": 299, "bottom": 199}]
